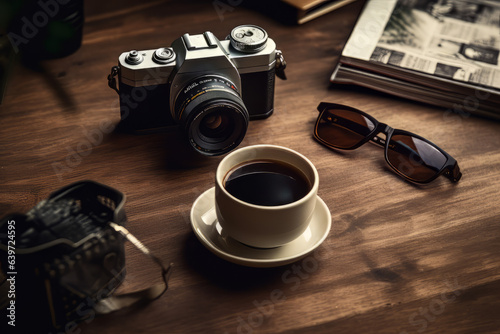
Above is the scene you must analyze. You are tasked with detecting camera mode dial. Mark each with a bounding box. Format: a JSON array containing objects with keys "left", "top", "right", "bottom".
[{"left": 229, "top": 25, "right": 268, "bottom": 53}]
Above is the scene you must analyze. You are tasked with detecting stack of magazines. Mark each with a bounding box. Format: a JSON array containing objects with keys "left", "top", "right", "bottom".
[{"left": 331, "top": 0, "right": 500, "bottom": 119}]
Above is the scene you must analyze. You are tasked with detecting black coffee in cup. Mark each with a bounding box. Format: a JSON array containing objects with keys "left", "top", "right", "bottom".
[{"left": 224, "top": 159, "right": 311, "bottom": 206}]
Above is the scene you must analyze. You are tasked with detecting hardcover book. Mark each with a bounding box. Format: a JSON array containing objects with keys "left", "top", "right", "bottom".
[
  {"left": 246, "top": 0, "right": 359, "bottom": 25},
  {"left": 282, "top": 0, "right": 359, "bottom": 24}
]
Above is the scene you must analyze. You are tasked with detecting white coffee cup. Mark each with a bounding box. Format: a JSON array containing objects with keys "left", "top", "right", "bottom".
[{"left": 215, "top": 144, "right": 319, "bottom": 248}]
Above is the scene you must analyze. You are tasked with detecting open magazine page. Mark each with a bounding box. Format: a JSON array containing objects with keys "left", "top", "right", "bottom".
[{"left": 341, "top": 0, "right": 500, "bottom": 90}]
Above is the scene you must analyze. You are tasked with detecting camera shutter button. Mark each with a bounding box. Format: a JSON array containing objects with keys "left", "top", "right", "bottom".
[{"left": 125, "top": 50, "right": 144, "bottom": 65}]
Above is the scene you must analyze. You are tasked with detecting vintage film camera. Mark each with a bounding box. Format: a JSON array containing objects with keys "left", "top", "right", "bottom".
[
  {"left": 108, "top": 24, "right": 287, "bottom": 156},
  {"left": 0, "top": 181, "right": 171, "bottom": 332}
]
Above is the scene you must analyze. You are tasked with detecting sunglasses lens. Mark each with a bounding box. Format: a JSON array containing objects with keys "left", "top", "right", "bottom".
[
  {"left": 316, "top": 108, "right": 376, "bottom": 149},
  {"left": 387, "top": 134, "right": 448, "bottom": 182}
]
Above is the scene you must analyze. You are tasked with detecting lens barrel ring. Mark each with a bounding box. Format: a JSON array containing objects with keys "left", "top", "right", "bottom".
[
  {"left": 174, "top": 76, "right": 249, "bottom": 156},
  {"left": 187, "top": 100, "right": 248, "bottom": 155}
]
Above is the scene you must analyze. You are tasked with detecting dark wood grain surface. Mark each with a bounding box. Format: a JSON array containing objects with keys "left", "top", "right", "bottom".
[{"left": 1, "top": 0, "right": 500, "bottom": 333}]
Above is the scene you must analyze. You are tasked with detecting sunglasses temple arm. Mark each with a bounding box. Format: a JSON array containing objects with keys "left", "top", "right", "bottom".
[
  {"left": 371, "top": 136, "right": 413, "bottom": 157},
  {"left": 444, "top": 162, "right": 462, "bottom": 182},
  {"left": 369, "top": 124, "right": 393, "bottom": 149},
  {"left": 370, "top": 136, "right": 386, "bottom": 148}
]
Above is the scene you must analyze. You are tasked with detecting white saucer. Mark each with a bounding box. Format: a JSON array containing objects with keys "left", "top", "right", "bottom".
[{"left": 190, "top": 187, "right": 331, "bottom": 267}]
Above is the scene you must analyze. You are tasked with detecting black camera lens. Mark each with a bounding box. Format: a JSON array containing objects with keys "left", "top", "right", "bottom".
[
  {"left": 189, "top": 102, "right": 247, "bottom": 154},
  {"left": 174, "top": 76, "right": 249, "bottom": 156},
  {"left": 199, "top": 111, "right": 231, "bottom": 140}
]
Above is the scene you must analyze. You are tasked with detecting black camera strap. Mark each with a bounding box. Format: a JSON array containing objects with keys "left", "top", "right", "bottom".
[{"left": 94, "top": 222, "right": 173, "bottom": 315}]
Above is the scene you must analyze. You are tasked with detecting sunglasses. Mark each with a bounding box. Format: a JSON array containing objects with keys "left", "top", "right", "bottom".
[{"left": 313, "top": 103, "right": 462, "bottom": 184}]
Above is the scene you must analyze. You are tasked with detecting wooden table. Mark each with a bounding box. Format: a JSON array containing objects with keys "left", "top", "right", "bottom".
[{"left": 1, "top": 0, "right": 500, "bottom": 333}]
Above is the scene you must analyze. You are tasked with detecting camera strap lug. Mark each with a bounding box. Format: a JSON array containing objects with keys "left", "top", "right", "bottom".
[
  {"left": 275, "top": 50, "right": 287, "bottom": 80},
  {"left": 108, "top": 66, "right": 120, "bottom": 95}
]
